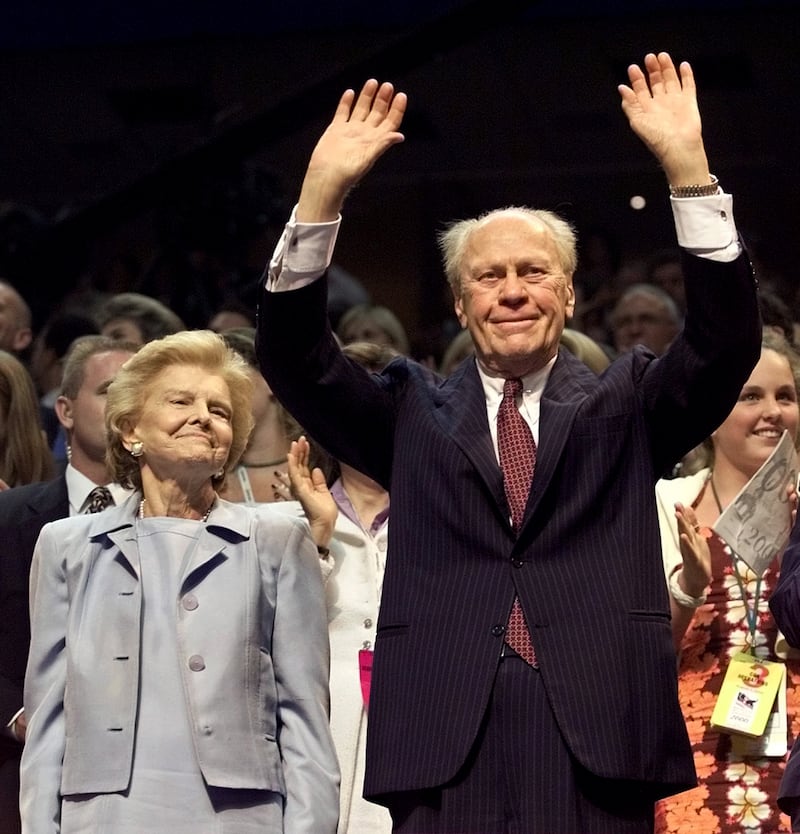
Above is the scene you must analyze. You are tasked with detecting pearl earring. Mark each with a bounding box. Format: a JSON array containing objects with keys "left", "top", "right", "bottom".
[{"left": 130, "top": 441, "right": 144, "bottom": 457}]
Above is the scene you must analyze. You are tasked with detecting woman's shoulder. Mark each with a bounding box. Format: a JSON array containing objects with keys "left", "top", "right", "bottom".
[
  {"left": 36, "top": 512, "right": 114, "bottom": 556},
  {"left": 656, "top": 468, "right": 709, "bottom": 505},
  {"left": 214, "top": 496, "right": 307, "bottom": 535}
]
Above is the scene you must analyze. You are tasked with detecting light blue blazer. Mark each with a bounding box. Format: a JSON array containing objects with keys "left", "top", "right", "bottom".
[{"left": 20, "top": 494, "right": 339, "bottom": 833}]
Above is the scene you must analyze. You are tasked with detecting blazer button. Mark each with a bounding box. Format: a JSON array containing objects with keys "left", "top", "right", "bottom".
[
  {"left": 182, "top": 593, "right": 199, "bottom": 611},
  {"left": 188, "top": 654, "right": 206, "bottom": 672},
  {"left": 491, "top": 625, "right": 506, "bottom": 637},
  {"left": 512, "top": 559, "right": 524, "bottom": 568}
]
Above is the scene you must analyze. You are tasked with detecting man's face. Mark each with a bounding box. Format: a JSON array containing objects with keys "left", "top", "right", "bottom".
[
  {"left": 453, "top": 215, "right": 574, "bottom": 378},
  {"left": 57, "top": 350, "right": 133, "bottom": 464},
  {"left": 611, "top": 294, "right": 678, "bottom": 356},
  {"left": 0, "top": 283, "right": 32, "bottom": 354}
]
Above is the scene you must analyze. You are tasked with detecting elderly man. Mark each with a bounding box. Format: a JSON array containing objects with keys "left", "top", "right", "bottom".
[
  {"left": 0, "top": 280, "right": 32, "bottom": 356},
  {"left": 256, "top": 54, "right": 760, "bottom": 833},
  {"left": 609, "top": 282, "right": 682, "bottom": 356},
  {"left": 0, "top": 335, "right": 136, "bottom": 834}
]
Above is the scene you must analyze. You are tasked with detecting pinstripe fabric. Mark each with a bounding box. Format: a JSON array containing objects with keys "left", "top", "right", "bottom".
[
  {"left": 769, "top": 518, "right": 800, "bottom": 813},
  {"left": 390, "top": 656, "right": 654, "bottom": 833},
  {"left": 257, "top": 248, "right": 760, "bottom": 826}
]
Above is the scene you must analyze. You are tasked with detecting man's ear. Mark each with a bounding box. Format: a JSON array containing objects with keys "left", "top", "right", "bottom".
[
  {"left": 564, "top": 276, "right": 576, "bottom": 321},
  {"left": 12, "top": 327, "right": 32, "bottom": 353},
  {"left": 54, "top": 395, "right": 73, "bottom": 431},
  {"left": 454, "top": 294, "right": 467, "bottom": 329}
]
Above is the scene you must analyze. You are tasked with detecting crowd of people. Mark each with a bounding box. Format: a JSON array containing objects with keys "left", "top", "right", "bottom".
[{"left": 0, "top": 50, "right": 799, "bottom": 834}]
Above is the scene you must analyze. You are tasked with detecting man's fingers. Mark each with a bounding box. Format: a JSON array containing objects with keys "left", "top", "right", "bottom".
[
  {"left": 678, "top": 61, "right": 696, "bottom": 95},
  {"left": 656, "top": 51, "right": 681, "bottom": 92},
  {"left": 332, "top": 88, "right": 357, "bottom": 123},
  {"left": 350, "top": 78, "right": 383, "bottom": 121}
]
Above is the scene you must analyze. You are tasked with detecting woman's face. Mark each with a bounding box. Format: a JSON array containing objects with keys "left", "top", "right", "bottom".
[
  {"left": 124, "top": 363, "right": 233, "bottom": 480},
  {"left": 712, "top": 348, "right": 799, "bottom": 478}
]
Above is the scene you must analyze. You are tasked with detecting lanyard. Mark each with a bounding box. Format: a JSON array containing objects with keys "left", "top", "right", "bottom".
[
  {"left": 711, "top": 473, "right": 763, "bottom": 654},
  {"left": 729, "top": 549, "right": 763, "bottom": 654}
]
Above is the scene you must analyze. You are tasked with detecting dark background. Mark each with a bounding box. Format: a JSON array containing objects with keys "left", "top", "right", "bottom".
[{"left": 1, "top": 0, "right": 797, "bottom": 352}]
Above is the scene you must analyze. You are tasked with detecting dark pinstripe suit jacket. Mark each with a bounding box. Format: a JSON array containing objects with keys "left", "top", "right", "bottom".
[
  {"left": 257, "top": 249, "right": 760, "bottom": 803},
  {"left": 0, "top": 476, "right": 69, "bottom": 832},
  {"left": 769, "top": 516, "right": 800, "bottom": 810}
]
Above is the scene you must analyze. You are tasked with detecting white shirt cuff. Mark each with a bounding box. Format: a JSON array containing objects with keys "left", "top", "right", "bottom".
[
  {"left": 266, "top": 205, "right": 341, "bottom": 291},
  {"left": 670, "top": 192, "right": 740, "bottom": 262},
  {"left": 4, "top": 706, "right": 24, "bottom": 740}
]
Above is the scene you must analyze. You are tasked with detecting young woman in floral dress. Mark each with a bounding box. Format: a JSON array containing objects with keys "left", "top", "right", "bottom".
[{"left": 655, "top": 330, "right": 800, "bottom": 832}]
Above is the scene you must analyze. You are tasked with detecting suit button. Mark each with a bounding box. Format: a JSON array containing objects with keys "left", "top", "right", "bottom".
[
  {"left": 491, "top": 625, "right": 506, "bottom": 637},
  {"left": 188, "top": 655, "right": 206, "bottom": 672},
  {"left": 182, "top": 594, "right": 199, "bottom": 611},
  {"left": 512, "top": 559, "right": 524, "bottom": 568}
]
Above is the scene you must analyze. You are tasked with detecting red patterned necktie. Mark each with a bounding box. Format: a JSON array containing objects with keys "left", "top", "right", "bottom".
[
  {"left": 497, "top": 377, "right": 537, "bottom": 666},
  {"left": 85, "top": 486, "right": 114, "bottom": 514}
]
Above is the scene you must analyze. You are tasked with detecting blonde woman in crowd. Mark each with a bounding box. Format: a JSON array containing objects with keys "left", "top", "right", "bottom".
[{"left": 655, "top": 329, "right": 800, "bottom": 832}]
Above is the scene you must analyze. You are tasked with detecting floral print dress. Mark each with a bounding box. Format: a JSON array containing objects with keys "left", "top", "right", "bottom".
[{"left": 656, "top": 529, "right": 800, "bottom": 833}]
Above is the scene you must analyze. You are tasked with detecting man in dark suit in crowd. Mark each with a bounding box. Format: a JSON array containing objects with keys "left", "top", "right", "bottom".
[
  {"left": 256, "top": 53, "right": 760, "bottom": 832},
  {"left": 0, "top": 335, "right": 136, "bottom": 833},
  {"left": 0, "top": 280, "right": 32, "bottom": 357},
  {"left": 769, "top": 521, "right": 800, "bottom": 828}
]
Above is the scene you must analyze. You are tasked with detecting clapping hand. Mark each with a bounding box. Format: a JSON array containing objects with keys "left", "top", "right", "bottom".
[
  {"left": 675, "top": 501, "right": 712, "bottom": 598},
  {"left": 275, "top": 436, "right": 338, "bottom": 551}
]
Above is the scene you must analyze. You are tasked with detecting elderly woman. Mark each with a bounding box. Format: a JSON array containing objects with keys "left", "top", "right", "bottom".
[{"left": 19, "top": 330, "right": 339, "bottom": 834}]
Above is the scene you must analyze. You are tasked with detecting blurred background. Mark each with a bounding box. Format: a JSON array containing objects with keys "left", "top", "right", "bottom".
[{"left": 0, "top": 0, "right": 796, "bottom": 359}]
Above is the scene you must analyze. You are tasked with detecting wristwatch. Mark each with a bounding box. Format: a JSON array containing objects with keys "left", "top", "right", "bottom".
[{"left": 669, "top": 174, "right": 719, "bottom": 198}]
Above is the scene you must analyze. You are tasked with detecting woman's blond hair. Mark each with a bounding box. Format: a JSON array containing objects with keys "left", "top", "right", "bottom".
[{"left": 105, "top": 330, "right": 254, "bottom": 490}]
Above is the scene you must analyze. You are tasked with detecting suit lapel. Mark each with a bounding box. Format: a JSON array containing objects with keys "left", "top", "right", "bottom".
[
  {"left": 434, "top": 359, "right": 509, "bottom": 524},
  {"left": 96, "top": 495, "right": 141, "bottom": 576},
  {"left": 24, "top": 477, "right": 69, "bottom": 521},
  {"left": 181, "top": 499, "right": 251, "bottom": 587},
  {"left": 90, "top": 496, "right": 253, "bottom": 583},
  {"left": 521, "top": 350, "right": 589, "bottom": 527},
  {"left": 433, "top": 352, "right": 594, "bottom": 533}
]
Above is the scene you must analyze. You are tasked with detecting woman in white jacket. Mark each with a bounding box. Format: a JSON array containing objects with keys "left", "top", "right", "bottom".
[{"left": 279, "top": 341, "right": 397, "bottom": 834}]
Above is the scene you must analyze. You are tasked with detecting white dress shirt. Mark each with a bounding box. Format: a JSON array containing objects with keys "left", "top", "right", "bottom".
[{"left": 65, "top": 464, "right": 133, "bottom": 516}]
